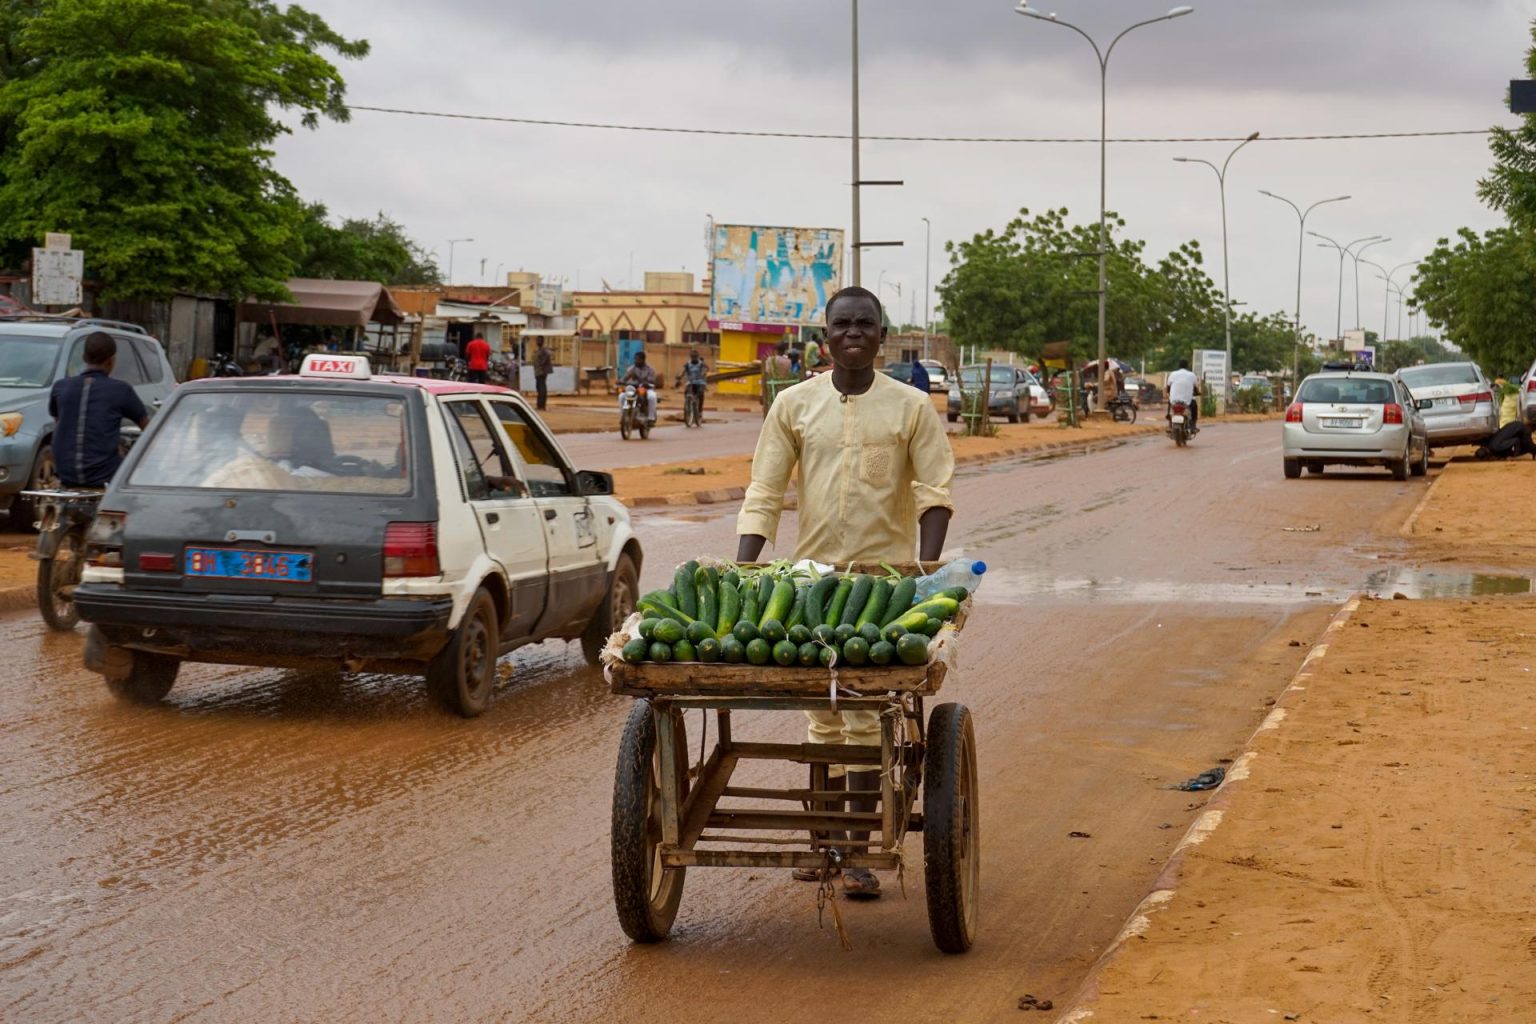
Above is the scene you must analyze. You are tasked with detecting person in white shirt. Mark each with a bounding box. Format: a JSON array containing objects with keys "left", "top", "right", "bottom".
[{"left": 1165, "top": 359, "right": 1202, "bottom": 434}]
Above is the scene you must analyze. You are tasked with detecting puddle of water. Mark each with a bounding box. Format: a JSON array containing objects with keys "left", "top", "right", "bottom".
[
  {"left": 978, "top": 567, "right": 1354, "bottom": 606},
  {"left": 1362, "top": 568, "right": 1534, "bottom": 600}
]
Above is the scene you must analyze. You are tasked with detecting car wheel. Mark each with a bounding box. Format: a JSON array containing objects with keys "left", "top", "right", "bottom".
[
  {"left": 1390, "top": 448, "right": 1410, "bottom": 481},
  {"left": 1007, "top": 406, "right": 1020, "bottom": 424},
  {"left": 1411, "top": 441, "right": 1429, "bottom": 477},
  {"left": 103, "top": 649, "right": 180, "bottom": 705},
  {"left": 1283, "top": 458, "right": 1301, "bottom": 480},
  {"left": 1306, "top": 463, "right": 1324, "bottom": 475},
  {"left": 582, "top": 552, "right": 638, "bottom": 666},
  {"left": 947, "top": 413, "right": 958, "bottom": 423},
  {"left": 9, "top": 443, "right": 57, "bottom": 531},
  {"left": 427, "top": 588, "right": 500, "bottom": 717},
  {"left": 1020, "top": 402, "right": 1031, "bottom": 424}
]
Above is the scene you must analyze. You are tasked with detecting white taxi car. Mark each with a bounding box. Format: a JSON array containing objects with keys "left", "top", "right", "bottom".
[{"left": 75, "top": 354, "right": 642, "bottom": 717}]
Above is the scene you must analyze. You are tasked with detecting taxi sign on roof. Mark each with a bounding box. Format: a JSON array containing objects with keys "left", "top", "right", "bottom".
[{"left": 299, "top": 353, "right": 371, "bottom": 379}]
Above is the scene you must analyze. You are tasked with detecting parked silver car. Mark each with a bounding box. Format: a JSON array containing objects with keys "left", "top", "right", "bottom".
[
  {"left": 1396, "top": 361, "right": 1498, "bottom": 448},
  {"left": 1521, "top": 357, "right": 1536, "bottom": 426},
  {"left": 1282, "top": 370, "right": 1430, "bottom": 480},
  {"left": 947, "top": 363, "right": 1032, "bottom": 423}
]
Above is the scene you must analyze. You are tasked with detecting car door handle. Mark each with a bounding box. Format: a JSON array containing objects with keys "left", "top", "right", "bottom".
[
  {"left": 485, "top": 512, "right": 499, "bottom": 524},
  {"left": 543, "top": 509, "right": 557, "bottom": 521}
]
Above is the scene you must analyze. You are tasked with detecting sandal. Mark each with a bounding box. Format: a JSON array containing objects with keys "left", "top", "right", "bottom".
[{"left": 842, "top": 868, "right": 881, "bottom": 899}]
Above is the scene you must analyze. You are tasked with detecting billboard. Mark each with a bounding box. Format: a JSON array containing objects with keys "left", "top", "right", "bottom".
[{"left": 709, "top": 224, "right": 843, "bottom": 328}]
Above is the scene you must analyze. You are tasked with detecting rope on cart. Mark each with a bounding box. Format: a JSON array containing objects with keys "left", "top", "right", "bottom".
[
  {"left": 880, "top": 696, "right": 916, "bottom": 896},
  {"left": 813, "top": 849, "right": 853, "bottom": 951}
]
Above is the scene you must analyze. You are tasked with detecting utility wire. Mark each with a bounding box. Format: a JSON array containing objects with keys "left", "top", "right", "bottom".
[{"left": 350, "top": 105, "right": 1491, "bottom": 144}]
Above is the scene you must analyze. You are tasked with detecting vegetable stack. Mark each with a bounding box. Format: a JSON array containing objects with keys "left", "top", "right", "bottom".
[{"left": 620, "top": 561, "right": 969, "bottom": 669}]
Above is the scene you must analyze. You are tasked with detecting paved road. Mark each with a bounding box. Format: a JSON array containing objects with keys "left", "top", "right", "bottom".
[
  {"left": 0, "top": 423, "right": 1435, "bottom": 1023},
  {"left": 556, "top": 408, "right": 767, "bottom": 470}
]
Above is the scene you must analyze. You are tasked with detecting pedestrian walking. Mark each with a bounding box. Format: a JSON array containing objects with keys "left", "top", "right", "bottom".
[
  {"left": 534, "top": 337, "right": 553, "bottom": 410},
  {"left": 465, "top": 334, "right": 491, "bottom": 385},
  {"left": 910, "top": 356, "right": 931, "bottom": 393}
]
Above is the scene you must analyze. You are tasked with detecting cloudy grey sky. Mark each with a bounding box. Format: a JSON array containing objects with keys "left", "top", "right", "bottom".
[{"left": 274, "top": 0, "right": 1531, "bottom": 344}]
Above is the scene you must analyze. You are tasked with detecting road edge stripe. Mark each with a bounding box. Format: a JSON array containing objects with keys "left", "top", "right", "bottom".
[{"left": 1053, "top": 594, "right": 1364, "bottom": 1022}]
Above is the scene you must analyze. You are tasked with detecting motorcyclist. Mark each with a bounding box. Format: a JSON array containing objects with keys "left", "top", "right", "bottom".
[
  {"left": 1165, "top": 358, "right": 1201, "bottom": 435},
  {"left": 675, "top": 348, "right": 709, "bottom": 416},
  {"left": 48, "top": 332, "right": 150, "bottom": 488},
  {"left": 621, "top": 351, "right": 659, "bottom": 425}
]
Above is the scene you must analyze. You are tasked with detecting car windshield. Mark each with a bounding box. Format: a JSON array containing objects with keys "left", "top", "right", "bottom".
[
  {"left": 129, "top": 391, "right": 411, "bottom": 494},
  {"left": 0, "top": 334, "right": 60, "bottom": 387},
  {"left": 958, "top": 367, "right": 1015, "bottom": 385},
  {"left": 1296, "top": 377, "right": 1396, "bottom": 404},
  {"left": 1398, "top": 364, "right": 1479, "bottom": 388}
]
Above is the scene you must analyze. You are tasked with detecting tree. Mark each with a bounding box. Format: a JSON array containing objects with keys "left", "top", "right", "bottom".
[
  {"left": 0, "top": 0, "right": 367, "bottom": 300},
  {"left": 295, "top": 204, "right": 441, "bottom": 285},
  {"left": 1375, "top": 335, "right": 1461, "bottom": 373},
  {"left": 937, "top": 207, "right": 1221, "bottom": 364},
  {"left": 1411, "top": 226, "right": 1536, "bottom": 375},
  {"left": 1479, "top": 20, "right": 1536, "bottom": 227}
]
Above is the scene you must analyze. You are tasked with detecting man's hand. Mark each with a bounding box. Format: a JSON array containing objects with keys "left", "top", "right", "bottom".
[
  {"left": 736, "top": 534, "right": 767, "bottom": 563},
  {"left": 918, "top": 507, "right": 952, "bottom": 563}
]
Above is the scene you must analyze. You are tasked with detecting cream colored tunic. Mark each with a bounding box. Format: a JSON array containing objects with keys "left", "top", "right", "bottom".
[{"left": 737, "top": 371, "right": 954, "bottom": 563}]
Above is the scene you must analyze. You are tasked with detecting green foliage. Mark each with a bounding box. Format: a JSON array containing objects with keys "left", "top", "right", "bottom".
[
  {"left": 1232, "top": 385, "right": 1269, "bottom": 414},
  {"left": 0, "top": 0, "right": 367, "bottom": 300},
  {"left": 1411, "top": 226, "right": 1536, "bottom": 375},
  {"left": 1479, "top": 20, "right": 1536, "bottom": 227},
  {"left": 296, "top": 204, "right": 441, "bottom": 285},
  {"left": 936, "top": 207, "right": 1222, "bottom": 364},
  {"left": 1374, "top": 335, "right": 1463, "bottom": 374}
]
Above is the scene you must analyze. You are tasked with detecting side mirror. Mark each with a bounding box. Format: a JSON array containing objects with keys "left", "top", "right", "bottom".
[
  {"left": 1416, "top": 398, "right": 1433, "bottom": 411},
  {"left": 575, "top": 469, "right": 614, "bottom": 496}
]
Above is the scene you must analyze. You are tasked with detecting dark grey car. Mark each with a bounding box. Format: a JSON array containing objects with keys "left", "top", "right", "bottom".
[{"left": 947, "top": 364, "right": 1032, "bottom": 424}]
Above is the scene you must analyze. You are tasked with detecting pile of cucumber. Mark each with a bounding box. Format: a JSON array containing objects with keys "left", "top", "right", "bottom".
[{"left": 618, "top": 560, "right": 968, "bottom": 669}]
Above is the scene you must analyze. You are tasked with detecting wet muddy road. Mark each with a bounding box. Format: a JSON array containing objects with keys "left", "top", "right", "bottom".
[{"left": 0, "top": 423, "right": 1433, "bottom": 1023}]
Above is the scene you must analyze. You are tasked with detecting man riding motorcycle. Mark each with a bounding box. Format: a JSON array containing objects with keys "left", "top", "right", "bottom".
[
  {"left": 1165, "top": 359, "right": 1201, "bottom": 436},
  {"left": 50, "top": 332, "right": 150, "bottom": 488},
  {"left": 621, "top": 351, "right": 659, "bottom": 426},
  {"left": 675, "top": 348, "right": 709, "bottom": 416}
]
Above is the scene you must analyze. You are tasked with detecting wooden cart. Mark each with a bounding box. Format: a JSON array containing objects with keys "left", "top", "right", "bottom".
[{"left": 603, "top": 577, "right": 978, "bottom": 954}]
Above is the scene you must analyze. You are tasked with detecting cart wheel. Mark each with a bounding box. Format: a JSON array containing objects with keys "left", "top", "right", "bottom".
[
  {"left": 612, "top": 700, "right": 688, "bottom": 942},
  {"left": 923, "top": 702, "right": 979, "bottom": 954}
]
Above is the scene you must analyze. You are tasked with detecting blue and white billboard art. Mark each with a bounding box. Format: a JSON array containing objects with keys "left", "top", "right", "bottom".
[{"left": 709, "top": 224, "right": 844, "bottom": 327}]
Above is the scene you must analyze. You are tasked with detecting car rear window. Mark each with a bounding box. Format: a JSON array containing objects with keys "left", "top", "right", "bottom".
[
  {"left": 1296, "top": 377, "right": 1397, "bottom": 405},
  {"left": 129, "top": 391, "right": 411, "bottom": 494},
  {"left": 1397, "top": 364, "right": 1479, "bottom": 388},
  {"left": 959, "top": 367, "right": 1015, "bottom": 385}
]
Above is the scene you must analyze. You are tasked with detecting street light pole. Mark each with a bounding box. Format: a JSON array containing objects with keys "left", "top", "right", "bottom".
[
  {"left": 446, "top": 237, "right": 473, "bottom": 285},
  {"left": 921, "top": 216, "right": 932, "bottom": 361},
  {"left": 1173, "top": 130, "right": 1258, "bottom": 402},
  {"left": 1349, "top": 237, "right": 1389, "bottom": 331},
  {"left": 1015, "top": 3, "right": 1194, "bottom": 412},
  {"left": 1259, "top": 190, "right": 1349, "bottom": 386},
  {"left": 1308, "top": 233, "right": 1379, "bottom": 342},
  {"left": 851, "top": 0, "right": 862, "bottom": 286}
]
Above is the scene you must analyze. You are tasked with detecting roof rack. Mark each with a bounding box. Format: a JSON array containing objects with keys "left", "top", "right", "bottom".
[{"left": 0, "top": 313, "right": 147, "bottom": 335}]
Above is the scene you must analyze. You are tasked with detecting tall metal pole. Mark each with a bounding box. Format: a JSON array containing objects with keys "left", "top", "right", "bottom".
[
  {"left": 921, "top": 216, "right": 931, "bottom": 360},
  {"left": 1173, "top": 131, "right": 1258, "bottom": 403},
  {"left": 1309, "top": 233, "right": 1378, "bottom": 342},
  {"left": 850, "top": 0, "right": 862, "bottom": 287},
  {"left": 1261, "top": 192, "right": 1349, "bottom": 385},
  {"left": 447, "top": 237, "right": 473, "bottom": 285},
  {"left": 1350, "top": 237, "right": 1389, "bottom": 331},
  {"left": 1015, "top": 4, "right": 1194, "bottom": 412}
]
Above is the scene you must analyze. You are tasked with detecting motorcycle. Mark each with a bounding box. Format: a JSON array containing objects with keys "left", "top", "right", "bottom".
[
  {"left": 210, "top": 354, "right": 245, "bottom": 377},
  {"left": 682, "top": 382, "right": 704, "bottom": 428},
  {"left": 619, "top": 383, "right": 655, "bottom": 440},
  {"left": 1167, "top": 401, "right": 1195, "bottom": 447},
  {"left": 1108, "top": 392, "right": 1138, "bottom": 424},
  {"left": 24, "top": 488, "right": 104, "bottom": 630}
]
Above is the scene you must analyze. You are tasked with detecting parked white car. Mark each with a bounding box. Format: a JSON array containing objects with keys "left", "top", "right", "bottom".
[
  {"left": 1521, "top": 357, "right": 1536, "bottom": 426},
  {"left": 1282, "top": 370, "right": 1430, "bottom": 480},
  {"left": 75, "top": 354, "right": 642, "bottom": 717},
  {"left": 1396, "top": 361, "right": 1498, "bottom": 448}
]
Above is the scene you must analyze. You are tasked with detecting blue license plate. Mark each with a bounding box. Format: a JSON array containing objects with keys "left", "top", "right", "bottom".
[{"left": 185, "top": 547, "right": 313, "bottom": 582}]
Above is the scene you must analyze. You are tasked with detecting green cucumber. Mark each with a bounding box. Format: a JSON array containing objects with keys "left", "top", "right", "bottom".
[
  {"left": 695, "top": 567, "right": 718, "bottom": 636},
  {"left": 937, "top": 585, "right": 970, "bottom": 603},
  {"left": 672, "top": 639, "right": 697, "bottom": 662},
  {"left": 685, "top": 620, "right": 714, "bottom": 646},
  {"left": 637, "top": 617, "right": 661, "bottom": 641},
  {"left": 881, "top": 577, "right": 918, "bottom": 626},
  {"left": 902, "top": 596, "right": 960, "bottom": 623},
  {"left": 740, "top": 584, "right": 760, "bottom": 630},
  {"left": 824, "top": 578, "right": 854, "bottom": 627},
  {"left": 745, "top": 637, "right": 772, "bottom": 666},
  {"left": 805, "top": 576, "right": 838, "bottom": 627},
  {"left": 842, "top": 636, "right": 870, "bottom": 666},
  {"left": 621, "top": 637, "right": 650, "bottom": 663},
  {"left": 798, "top": 641, "right": 821, "bottom": 666},
  {"left": 868, "top": 640, "right": 896, "bottom": 666},
  {"left": 771, "top": 639, "right": 798, "bottom": 666},
  {"left": 785, "top": 585, "right": 808, "bottom": 629},
  {"left": 673, "top": 561, "right": 700, "bottom": 618},
  {"left": 652, "top": 619, "right": 685, "bottom": 645},
  {"left": 896, "top": 632, "right": 930, "bottom": 666},
  {"left": 638, "top": 594, "right": 695, "bottom": 625},
  {"left": 755, "top": 573, "right": 775, "bottom": 612},
  {"left": 854, "top": 578, "right": 892, "bottom": 629},
  {"left": 759, "top": 579, "right": 796, "bottom": 628},
  {"left": 715, "top": 580, "right": 740, "bottom": 638},
  {"left": 721, "top": 568, "right": 741, "bottom": 591},
  {"left": 649, "top": 641, "right": 674, "bottom": 663},
  {"left": 839, "top": 574, "right": 873, "bottom": 627},
  {"left": 697, "top": 637, "right": 721, "bottom": 663}
]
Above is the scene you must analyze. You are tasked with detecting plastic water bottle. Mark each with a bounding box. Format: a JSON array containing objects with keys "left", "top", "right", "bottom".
[{"left": 914, "top": 559, "right": 986, "bottom": 600}]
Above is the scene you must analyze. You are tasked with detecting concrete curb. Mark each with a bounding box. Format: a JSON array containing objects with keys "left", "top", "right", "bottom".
[
  {"left": 1398, "top": 467, "right": 1447, "bottom": 537},
  {"left": 1054, "top": 595, "right": 1364, "bottom": 1023},
  {"left": 618, "top": 425, "right": 1164, "bottom": 509}
]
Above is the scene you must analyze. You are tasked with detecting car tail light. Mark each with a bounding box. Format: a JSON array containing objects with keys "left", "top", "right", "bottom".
[
  {"left": 1459, "top": 391, "right": 1493, "bottom": 405},
  {"left": 1285, "top": 403, "right": 1303, "bottom": 423},
  {"left": 1528, "top": 378, "right": 1536, "bottom": 392},
  {"left": 86, "top": 511, "right": 126, "bottom": 568},
  {"left": 1383, "top": 403, "right": 1404, "bottom": 424},
  {"left": 383, "top": 522, "right": 439, "bottom": 577},
  {"left": 137, "top": 552, "right": 176, "bottom": 572}
]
